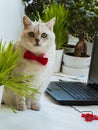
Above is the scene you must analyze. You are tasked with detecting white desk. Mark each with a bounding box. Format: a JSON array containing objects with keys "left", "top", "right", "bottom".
[{"left": 0, "top": 73, "right": 98, "bottom": 130}]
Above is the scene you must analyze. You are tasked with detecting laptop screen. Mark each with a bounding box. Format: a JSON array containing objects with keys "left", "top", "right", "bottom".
[{"left": 88, "top": 35, "right": 98, "bottom": 84}]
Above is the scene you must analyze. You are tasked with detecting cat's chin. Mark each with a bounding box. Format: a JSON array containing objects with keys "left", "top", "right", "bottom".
[
  {"left": 34, "top": 43, "right": 41, "bottom": 47},
  {"left": 20, "top": 44, "right": 45, "bottom": 55},
  {"left": 31, "top": 51, "right": 47, "bottom": 56},
  {"left": 30, "top": 46, "right": 49, "bottom": 55}
]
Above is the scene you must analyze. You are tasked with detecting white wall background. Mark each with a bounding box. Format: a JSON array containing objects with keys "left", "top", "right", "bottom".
[{"left": 0, "top": 0, "right": 24, "bottom": 43}]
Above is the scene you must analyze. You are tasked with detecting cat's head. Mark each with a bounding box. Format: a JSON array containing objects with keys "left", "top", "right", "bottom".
[{"left": 20, "top": 16, "right": 55, "bottom": 55}]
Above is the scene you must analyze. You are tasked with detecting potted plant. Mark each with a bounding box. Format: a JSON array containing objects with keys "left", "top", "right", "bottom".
[
  {"left": 0, "top": 41, "right": 38, "bottom": 111},
  {"left": 62, "top": 0, "right": 98, "bottom": 76}
]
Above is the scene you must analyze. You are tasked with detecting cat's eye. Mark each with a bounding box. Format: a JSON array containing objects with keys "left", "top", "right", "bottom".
[
  {"left": 41, "top": 33, "right": 47, "bottom": 38},
  {"left": 28, "top": 32, "right": 34, "bottom": 37}
]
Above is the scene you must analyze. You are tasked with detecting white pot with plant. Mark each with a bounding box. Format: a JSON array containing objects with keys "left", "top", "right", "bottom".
[
  {"left": 62, "top": 0, "right": 98, "bottom": 76},
  {"left": 38, "top": 3, "right": 69, "bottom": 72},
  {"left": 0, "top": 41, "right": 38, "bottom": 111},
  {"left": 62, "top": 35, "right": 91, "bottom": 76},
  {"left": 62, "top": 52, "right": 91, "bottom": 76}
]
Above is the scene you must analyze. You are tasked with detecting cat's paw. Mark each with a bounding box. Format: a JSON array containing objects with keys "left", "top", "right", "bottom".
[
  {"left": 31, "top": 103, "right": 40, "bottom": 111},
  {"left": 16, "top": 104, "right": 26, "bottom": 111}
]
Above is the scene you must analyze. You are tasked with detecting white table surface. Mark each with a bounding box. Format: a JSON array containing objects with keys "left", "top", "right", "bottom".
[{"left": 0, "top": 73, "right": 98, "bottom": 130}]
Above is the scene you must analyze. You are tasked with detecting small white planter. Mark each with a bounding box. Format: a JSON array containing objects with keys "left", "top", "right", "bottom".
[
  {"left": 0, "top": 86, "right": 4, "bottom": 106},
  {"left": 63, "top": 53, "right": 91, "bottom": 68},
  {"left": 62, "top": 53, "right": 91, "bottom": 76},
  {"left": 53, "top": 49, "right": 64, "bottom": 73}
]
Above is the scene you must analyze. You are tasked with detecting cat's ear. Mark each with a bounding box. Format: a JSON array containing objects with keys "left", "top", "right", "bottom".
[
  {"left": 23, "top": 16, "right": 32, "bottom": 29},
  {"left": 46, "top": 18, "right": 56, "bottom": 31}
]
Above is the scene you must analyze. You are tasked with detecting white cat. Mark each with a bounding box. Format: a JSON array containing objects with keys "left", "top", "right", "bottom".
[{"left": 3, "top": 16, "right": 56, "bottom": 111}]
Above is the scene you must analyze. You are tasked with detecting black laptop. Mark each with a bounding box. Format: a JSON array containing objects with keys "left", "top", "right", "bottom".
[{"left": 46, "top": 35, "right": 98, "bottom": 105}]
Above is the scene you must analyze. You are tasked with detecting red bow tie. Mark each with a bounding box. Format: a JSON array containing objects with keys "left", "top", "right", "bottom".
[{"left": 24, "top": 50, "right": 48, "bottom": 65}]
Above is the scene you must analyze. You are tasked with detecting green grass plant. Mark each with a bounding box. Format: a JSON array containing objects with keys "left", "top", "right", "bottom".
[{"left": 39, "top": 3, "right": 69, "bottom": 49}]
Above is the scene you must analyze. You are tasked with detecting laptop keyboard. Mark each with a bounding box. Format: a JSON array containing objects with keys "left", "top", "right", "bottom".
[{"left": 55, "top": 82, "right": 98, "bottom": 99}]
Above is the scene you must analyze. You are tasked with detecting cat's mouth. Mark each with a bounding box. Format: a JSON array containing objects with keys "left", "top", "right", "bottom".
[{"left": 34, "top": 43, "right": 40, "bottom": 47}]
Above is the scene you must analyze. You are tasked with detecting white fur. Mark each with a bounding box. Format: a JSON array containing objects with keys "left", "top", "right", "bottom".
[{"left": 3, "top": 16, "right": 56, "bottom": 111}]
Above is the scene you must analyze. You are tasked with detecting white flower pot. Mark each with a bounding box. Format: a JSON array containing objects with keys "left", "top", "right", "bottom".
[
  {"left": 62, "top": 53, "right": 91, "bottom": 76},
  {"left": 53, "top": 49, "right": 64, "bottom": 73},
  {"left": 63, "top": 53, "right": 91, "bottom": 68},
  {"left": 0, "top": 86, "right": 4, "bottom": 106}
]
